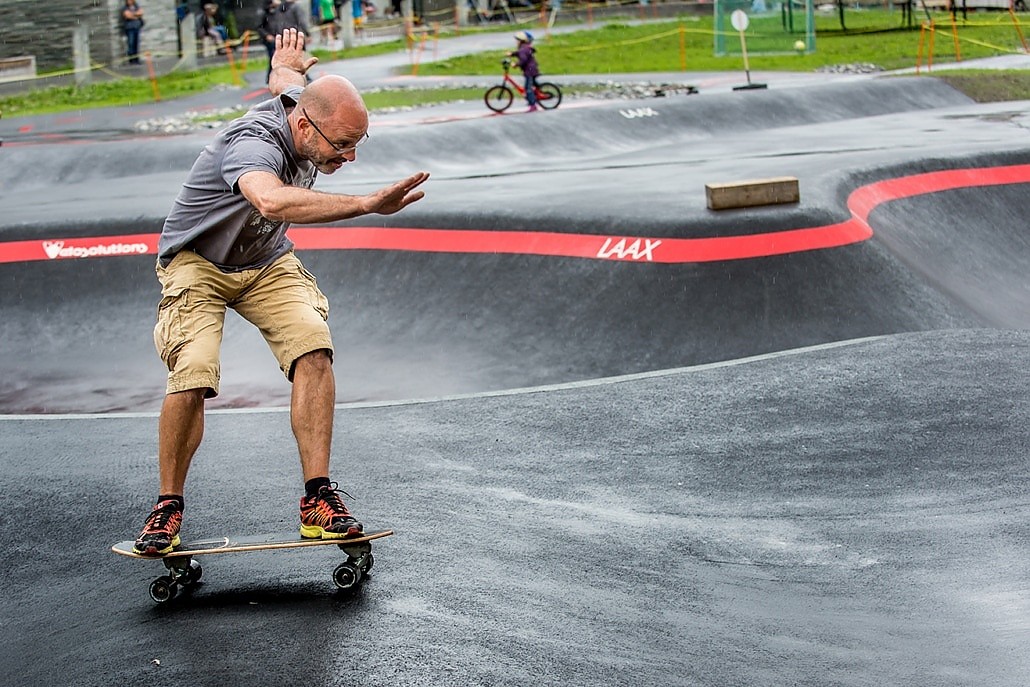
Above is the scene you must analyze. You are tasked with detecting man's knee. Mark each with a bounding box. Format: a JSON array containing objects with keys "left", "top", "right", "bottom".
[
  {"left": 166, "top": 387, "right": 207, "bottom": 407},
  {"left": 290, "top": 348, "right": 333, "bottom": 380}
]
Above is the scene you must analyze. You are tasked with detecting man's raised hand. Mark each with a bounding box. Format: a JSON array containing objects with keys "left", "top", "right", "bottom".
[{"left": 273, "top": 28, "right": 318, "bottom": 75}]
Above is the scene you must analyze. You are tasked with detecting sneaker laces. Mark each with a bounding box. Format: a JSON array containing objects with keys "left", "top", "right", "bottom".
[
  {"left": 317, "top": 483, "right": 356, "bottom": 515},
  {"left": 143, "top": 502, "right": 180, "bottom": 533}
]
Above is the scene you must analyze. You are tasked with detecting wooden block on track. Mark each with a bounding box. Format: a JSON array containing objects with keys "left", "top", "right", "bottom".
[{"left": 705, "top": 177, "right": 800, "bottom": 210}]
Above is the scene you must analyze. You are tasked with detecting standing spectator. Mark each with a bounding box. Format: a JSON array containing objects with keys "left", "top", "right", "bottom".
[
  {"left": 261, "top": 0, "right": 310, "bottom": 80},
  {"left": 311, "top": 0, "right": 321, "bottom": 28},
  {"left": 122, "top": 0, "right": 145, "bottom": 65},
  {"left": 352, "top": 0, "right": 366, "bottom": 31},
  {"left": 258, "top": 0, "right": 285, "bottom": 82},
  {"left": 318, "top": 0, "right": 338, "bottom": 48}
]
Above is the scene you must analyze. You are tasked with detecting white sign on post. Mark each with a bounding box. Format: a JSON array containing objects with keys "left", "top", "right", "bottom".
[
  {"left": 729, "top": 9, "right": 767, "bottom": 90},
  {"left": 730, "top": 9, "right": 749, "bottom": 32}
]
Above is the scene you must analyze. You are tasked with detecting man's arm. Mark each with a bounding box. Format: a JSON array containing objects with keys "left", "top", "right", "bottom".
[
  {"left": 238, "top": 170, "right": 430, "bottom": 224},
  {"left": 269, "top": 28, "right": 318, "bottom": 96}
]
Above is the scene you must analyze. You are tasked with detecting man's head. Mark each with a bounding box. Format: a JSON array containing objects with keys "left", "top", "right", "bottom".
[{"left": 292, "top": 76, "right": 370, "bottom": 175}]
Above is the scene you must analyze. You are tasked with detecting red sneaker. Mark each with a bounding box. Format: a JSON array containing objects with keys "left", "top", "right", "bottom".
[
  {"left": 133, "top": 500, "right": 183, "bottom": 556},
  {"left": 300, "top": 483, "right": 363, "bottom": 540}
]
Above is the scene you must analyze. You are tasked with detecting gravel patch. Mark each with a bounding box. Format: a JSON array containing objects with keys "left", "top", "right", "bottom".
[{"left": 132, "top": 80, "right": 701, "bottom": 133}]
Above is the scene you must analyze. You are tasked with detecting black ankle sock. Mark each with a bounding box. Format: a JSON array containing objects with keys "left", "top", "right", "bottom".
[
  {"left": 158, "top": 494, "right": 184, "bottom": 511},
  {"left": 305, "top": 477, "right": 332, "bottom": 498}
]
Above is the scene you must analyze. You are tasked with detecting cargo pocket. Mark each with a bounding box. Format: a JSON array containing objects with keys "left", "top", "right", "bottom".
[
  {"left": 298, "top": 264, "right": 330, "bottom": 321},
  {"left": 153, "top": 287, "right": 191, "bottom": 368}
]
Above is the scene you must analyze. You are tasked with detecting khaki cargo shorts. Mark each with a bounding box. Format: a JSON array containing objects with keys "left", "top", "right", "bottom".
[{"left": 154, "top": 250, "right": 333, "bottom": 397}]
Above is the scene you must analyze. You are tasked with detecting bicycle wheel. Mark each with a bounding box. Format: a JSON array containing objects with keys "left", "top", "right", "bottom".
[
  {"left": 484, "top": 85, "right": 515, "bottom": 113},
  {"left": 535, "top": 82, "right": 562, "bottom": 110}
]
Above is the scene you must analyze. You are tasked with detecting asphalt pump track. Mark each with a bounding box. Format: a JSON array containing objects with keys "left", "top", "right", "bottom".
[{"left": 0, "top": 76, "right": 1028, "bottom": 685}]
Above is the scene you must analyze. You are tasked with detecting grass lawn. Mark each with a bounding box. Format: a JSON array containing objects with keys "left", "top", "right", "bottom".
[{"left": 419, "top": 11, "right": 1029, "bottom": 74}]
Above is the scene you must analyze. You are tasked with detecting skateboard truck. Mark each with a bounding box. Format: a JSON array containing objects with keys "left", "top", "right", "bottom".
[
  {"left": 149, "top": 557, "right": 203, "bottom": 603},
  {"left": 332, "top": 540, "right": 375, "bottom": 591}
]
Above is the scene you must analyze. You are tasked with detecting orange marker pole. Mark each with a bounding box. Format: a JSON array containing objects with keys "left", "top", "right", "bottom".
[
  {"left": 144, "top": 51, "right": 160, "bottom": 101},
  {"left": 950, "top": 15, "right": 960, "bottom": 61},
  {"left": 1010, "top": 6, "right": 1029, "bottom": 52},
  {"left": 224, "top": 41, "right": 241, "bottom": 85},
  {"left": 410, "top": 30, "right": 428, "bottom": 75},
  {"left": 241, "top": 31, "right": 251, "bottom": 69},
  {"left": 916, "top": 22, "right": 925, "bottom": 74}
]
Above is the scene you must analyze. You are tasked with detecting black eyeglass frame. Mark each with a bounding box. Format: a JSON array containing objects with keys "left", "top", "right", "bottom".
[{"left": 301, "top": 107, "right": 369, "bottom": 153}]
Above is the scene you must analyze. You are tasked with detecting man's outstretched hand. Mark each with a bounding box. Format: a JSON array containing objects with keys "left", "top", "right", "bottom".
[{"left": 365, "top": 172, "right": 431, "bottom": 215}]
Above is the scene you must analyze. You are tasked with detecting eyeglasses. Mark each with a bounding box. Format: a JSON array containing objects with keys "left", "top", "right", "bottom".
[{"left": 302, "top": 107, "right": 369, "bottom": 153}]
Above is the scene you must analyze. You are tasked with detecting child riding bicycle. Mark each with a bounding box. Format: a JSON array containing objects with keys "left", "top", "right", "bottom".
[{"left": 507, "top": 30, "right": 540, "bottom": 112}]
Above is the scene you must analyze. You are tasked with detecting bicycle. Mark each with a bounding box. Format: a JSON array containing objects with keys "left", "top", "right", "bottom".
[{"left": 484, "top": 59, "right": 563, "bottom": 113}]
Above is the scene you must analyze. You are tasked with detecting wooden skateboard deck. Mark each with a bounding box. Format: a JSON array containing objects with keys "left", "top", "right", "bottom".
[{"left": 112, "top": 529, "right": 393, "bottom": 603}]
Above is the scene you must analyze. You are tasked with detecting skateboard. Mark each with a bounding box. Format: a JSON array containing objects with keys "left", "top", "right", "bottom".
[{"left": 112, "top": 529, "right": 393, "bottom": 604}]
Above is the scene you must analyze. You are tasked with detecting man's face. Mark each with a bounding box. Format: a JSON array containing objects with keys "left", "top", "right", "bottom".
[{"left": 298, "top": 108, "right": 368, "bottom": 175}]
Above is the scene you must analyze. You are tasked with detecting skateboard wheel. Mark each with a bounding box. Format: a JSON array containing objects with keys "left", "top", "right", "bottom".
[
  {"left": 332, "top": 562, "right": 361, "bottom": 591},
  {"left": 362, "top": 553, "right": 375, "bottom": 575},
  {"left": 149, "top": 576, "right": 178, "bottom": 604}
]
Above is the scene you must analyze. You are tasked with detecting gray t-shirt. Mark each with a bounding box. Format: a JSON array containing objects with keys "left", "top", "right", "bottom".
[{"left": 158, "top": 86, "right": 315, "bottom": 271}]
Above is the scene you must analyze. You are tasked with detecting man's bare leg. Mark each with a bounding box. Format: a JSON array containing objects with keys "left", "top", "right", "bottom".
[
  {"left": 292, "top": 349, "right": 362, "bottom": 537},
  {"left": 158, "top": 389, "right": 207, "bottom": 495},
  {"left": 135, "top": 388, "right": 205, "bottom": 554},
  {"left": 291, "top": 349, "right": 335, "bottom": 481}
]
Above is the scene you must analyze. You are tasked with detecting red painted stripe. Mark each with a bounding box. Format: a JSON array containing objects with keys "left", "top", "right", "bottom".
[
  {"left": 0, "top": 234, "right": 157, "bottom": 264},
  {"left": 847, "top": 165, "right": 1029, "bottom": 221},
  {"left": 0, "top": 164, "right": 1026, "bottom": 266},
  {"left": 286, "top": 220, "right": 871, "bottom": 263},
  {"left": 244, "top": 88, "right": 271, "bottom": 101}
]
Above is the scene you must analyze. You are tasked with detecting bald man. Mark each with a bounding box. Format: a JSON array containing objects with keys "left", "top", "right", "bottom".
[{"left": 135, "top": 29, "right": 429, "bottom": 555}]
